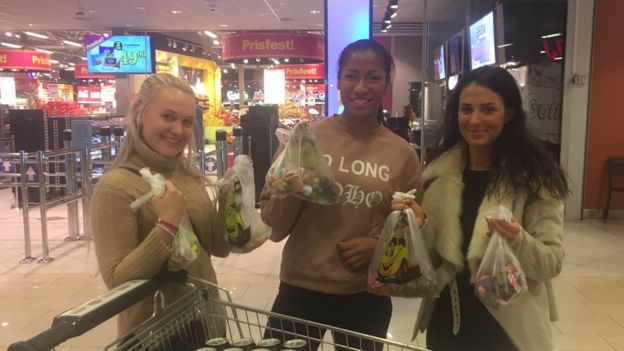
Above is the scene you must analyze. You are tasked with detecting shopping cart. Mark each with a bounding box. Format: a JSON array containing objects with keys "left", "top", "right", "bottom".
[{"left": 8, "top": 271, "right": 429, "bottom": 351}]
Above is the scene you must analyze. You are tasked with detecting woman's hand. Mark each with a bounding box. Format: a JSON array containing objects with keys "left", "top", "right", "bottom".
[
  {"left": 337, "top": 236, "right": 378, "bottom": 271},
  {"left": 486, "top": 217, "right": 521, "bottom": 241},
  {"left": 391, "top": 198, "right": 426, "bottom": 228},
  {"left": 152, "top": 180, "right": 185, "bottom": 225}
]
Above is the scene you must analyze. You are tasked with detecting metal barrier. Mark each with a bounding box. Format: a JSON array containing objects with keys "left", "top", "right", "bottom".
[{"left": 0, "top": 146, "right": 92, "bottom": 264}]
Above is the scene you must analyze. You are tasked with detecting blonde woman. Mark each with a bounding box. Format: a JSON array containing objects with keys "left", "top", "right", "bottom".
[{"left": 91, "top": 73, "right": 229, "bottom": 339}]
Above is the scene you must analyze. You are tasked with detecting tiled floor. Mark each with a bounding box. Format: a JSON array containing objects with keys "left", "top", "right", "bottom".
[{"left": 0, "top": 187, "right": 623, "bottom": 350}]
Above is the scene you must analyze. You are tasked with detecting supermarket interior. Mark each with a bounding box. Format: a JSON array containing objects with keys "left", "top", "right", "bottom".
[{"left": 0, "top": 0, "right": 623, "bottom": 350}]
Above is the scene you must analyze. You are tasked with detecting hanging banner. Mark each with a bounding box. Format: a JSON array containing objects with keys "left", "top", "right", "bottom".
[
  {"left": 222, "top": 33, "right": 324, "bottom": 63},
  {"left": 74, "top": 64, "right": 116, "bottom": 79},
  {"left": 0, "top": 49, "right": 51, "bottom": 72},
  {"left": 276, "top": 64, "right": 325, "bottom": 80}
]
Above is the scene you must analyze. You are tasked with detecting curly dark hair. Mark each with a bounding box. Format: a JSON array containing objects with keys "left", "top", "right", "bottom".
[{"left": 433, "top": 65, "right": 569, "bottom": 199}]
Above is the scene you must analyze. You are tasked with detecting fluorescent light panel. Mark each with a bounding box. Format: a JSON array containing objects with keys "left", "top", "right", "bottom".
[{"left": 24, "top": 31, "right": 48, "bottom": 39}]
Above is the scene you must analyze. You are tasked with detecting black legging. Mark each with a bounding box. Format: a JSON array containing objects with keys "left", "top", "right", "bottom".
[{"left": 264, "top": 282, "right": 392, "bottom": 351}]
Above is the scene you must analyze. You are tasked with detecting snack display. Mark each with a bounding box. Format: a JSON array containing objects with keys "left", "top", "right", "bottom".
[{"left": 266, "top": 122, "right": 340, "bottom": 205}]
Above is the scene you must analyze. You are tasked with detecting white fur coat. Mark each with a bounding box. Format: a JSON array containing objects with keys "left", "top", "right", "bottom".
[{"left": 414, "top": 144, "right": 564, "bottom": 351}]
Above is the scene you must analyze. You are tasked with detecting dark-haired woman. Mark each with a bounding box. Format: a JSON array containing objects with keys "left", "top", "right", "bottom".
[
  {"left": 394, "top": 65, "right": 568, "bottom": 351},
  {"left": 259, "top": 39, "right": 423, "bottom": 351}
]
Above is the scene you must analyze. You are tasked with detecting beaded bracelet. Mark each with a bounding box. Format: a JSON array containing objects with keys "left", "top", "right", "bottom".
[
  {"left": 157, "top": 218, "right": 179, "bottom": 232},
  {"left": 155, "top": 222, "right": 177, "bottom": 238}
]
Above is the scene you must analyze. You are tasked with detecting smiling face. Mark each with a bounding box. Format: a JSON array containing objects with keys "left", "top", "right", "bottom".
[
  {"left": 458, "top": 83, "right": 509, "bottom": 154},
  {"left": 139, "top": 86, "right": 196, "bottom": 158},
  {"left": 338, "top": 49, "right": 389, "bottom": 120}
]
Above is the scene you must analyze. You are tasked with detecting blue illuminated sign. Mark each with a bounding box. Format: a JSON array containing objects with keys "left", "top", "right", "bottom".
[
  {"left": 325, "top": 0, "right": 372, "bottom": 116},
  {"left": 86, "top": 36, "right": 153, "bottom": 74}
]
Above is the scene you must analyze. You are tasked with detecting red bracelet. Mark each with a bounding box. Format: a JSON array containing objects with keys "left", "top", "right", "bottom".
[{"left": 157, "top": 218, "right": 179, "bottom": 232}]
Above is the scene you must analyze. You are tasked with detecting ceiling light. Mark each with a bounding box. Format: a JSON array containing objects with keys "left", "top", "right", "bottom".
[
  {"left": 384, "top": 17, "right": 391, "bottom": 24},
  {"left": 4, "top": 32, "right": 13, "bottom": 37},
  {"left": 24, "top": 31, "right": 49, "bottom": 39},
  {"left": 284, "top": 58, "right": 289, "bottom": 63},
  {"left": 171, "top": 10, "right": 182, "bottom": 14},
  {"left": 0, "top": 42, "right": 23, "bottom": 49},
  {"left": 213, "top": 39, "right": 220, "bottom": 46},
  {"left": 81, "top": 57, "right": 87, "bottom": 61},
  {"left": 28, "top": 24, "right": 34, "bottom": 27},
  {"left": 386, "top": 23, "right": 392, "bottom": 29},
  {"left": 68, "top": 62, "right": 75, "bottom": 66},
  {"left": 50, "top": 59, "right": 59, "bottom": 64},
  {"left": 310, "top": 10, "right": 321, "bottom": 14},
  {"left": 223, "top": 69, "right": 228, "bottom": 73},
  {"left": 14, "top": 34, "right": 20, "bottom": 38},
  {"left": 497, "top": 43, "right": 513, "bottom": 48},
  {"left": 541, "top": 33, "right": 563, "bottom": 39},
  {"left": 230, "top": 63, "right": 236, "bottom": 69},
  {"left": 65, "top": 67, "right": 75, "bottom": 71},
  {"left": 35, "top": 48, "right": 54, "bottom": 54},
  {"left": 390, "top": 12, "right": 397, "bottom": 18},
  {"left": 62, "top": 40, "right": 83, "bottom": 47},
  {"left": 243, "top": 59, "right": 249, "bottom": 64},
  {"left": 125, "top": 24, "right": 134, "bottom": 27},
  {"left": 204, "top": 31, "right": 218, "bottom": 39},
  {"left": 103, "top": 33, "right": 110, "bottom": 37},
  {"left": 136, "top": 6, "right": 146, "bottom": 10},
  {"left": 219, "top": 24, "right": 229, "bottom": 28},
  {"left": 389, "top": 0, "right": 399, "bottom": 9}
]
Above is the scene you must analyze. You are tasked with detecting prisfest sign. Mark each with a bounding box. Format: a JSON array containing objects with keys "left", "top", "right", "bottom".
[
  {"left": 0, "top": 49, "right": 51, "bottom": 72},
  {"left": 222, "top": 33, "right": 324, "bottom": 63}
]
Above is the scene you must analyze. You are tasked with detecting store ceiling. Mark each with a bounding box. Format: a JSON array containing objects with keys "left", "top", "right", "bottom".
[
  {"left": 0, "top": 0, "right": 447, "bottom": 31},
  {"left": 0, "top": 0, "right": 457, "bottom": 68}
]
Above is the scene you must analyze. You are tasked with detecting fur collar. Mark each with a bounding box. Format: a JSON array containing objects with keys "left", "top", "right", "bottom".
[{"left": 422, "top": 144, "right": 525, "bottom": 280}]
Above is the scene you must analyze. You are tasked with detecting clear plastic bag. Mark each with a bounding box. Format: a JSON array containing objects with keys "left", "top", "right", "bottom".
[
  {"left": 217, "top": 155, "right": 271, "bottom": 253},
  {"left": 129, "top": 167, "right": 200, "bottom": 272},
  {"left": 266, "top": 122, "right": 341, "bottom": 205},
  {"left": 368, "top": 190, "right": 435, "bottom": 297},
  {"left": 474, "top": 206, "right": 528, "bottom": 308},
  {"left": 167, "top": 213, "right": 200, "bottom": 271}
]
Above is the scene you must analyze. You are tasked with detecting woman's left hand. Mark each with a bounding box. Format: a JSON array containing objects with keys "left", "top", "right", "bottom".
[
  {"left": 337, "top": 236, "right": 378, "bottom": 271},
  {"left": 486, "top": 217, "right": 521, "bottom": 241}
]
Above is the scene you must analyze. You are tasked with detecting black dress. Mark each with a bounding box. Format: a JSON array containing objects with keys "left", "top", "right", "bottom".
[{"left": 425, "top": 169, "right": 517, "bottom": 351}]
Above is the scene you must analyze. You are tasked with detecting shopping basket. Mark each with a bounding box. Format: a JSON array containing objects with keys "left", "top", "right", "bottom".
[{"left": 9, "top": 272, "right": 429, "bottom": 351}]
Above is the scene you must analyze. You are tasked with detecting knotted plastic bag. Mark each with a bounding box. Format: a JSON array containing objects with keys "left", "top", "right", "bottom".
[
  {"left": 217, "top": 155, "right": 271, "bottom": 253},
  {"left": 475, "top": 206, "right": 528, "bottom": 308},
  {"left": 266, "top": 122, "right": 341, "bottom": 205},
  {"left": 368, "top": 190, "right": 435, "bottom": 297},
  {"left": 129, "top": 167, "right": 199, "bottom": 272}
]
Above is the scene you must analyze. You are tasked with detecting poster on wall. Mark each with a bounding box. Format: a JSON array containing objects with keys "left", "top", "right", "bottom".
[
  {"left": 470, "top": 11, "right": 496, "bottom": 69},
  {"left": 509, "top": 62, "right": 562, "bottom": 144}
]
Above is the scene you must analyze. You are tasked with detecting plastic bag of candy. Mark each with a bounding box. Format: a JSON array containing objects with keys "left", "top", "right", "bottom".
[
  {"left": 266, "top": 122, "right": 340, "bottom": 205},
  {"left": 475, "top": 206, "right": 528, "bottom": 308},
  {"left": 217, "top": 155, "right": 271, "bottom": 253},
  {"left": 368, "top": 190, "right": 435, "bottom": 297},
  {"left": 129, "top": 167, "right": 199, "bottom": 272}
]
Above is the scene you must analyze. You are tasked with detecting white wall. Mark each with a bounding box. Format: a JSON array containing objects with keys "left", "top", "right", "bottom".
[
  {"left": 391, "top": 36, "right": 423, "bottom": 116},
  {"left": 560, "top": 0, "right": 595, "bottom": 219}
]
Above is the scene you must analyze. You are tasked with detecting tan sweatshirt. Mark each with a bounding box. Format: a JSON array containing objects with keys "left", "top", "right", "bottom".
[
  {"left": 91, "top": 138, "right": 229, "bottom": 337},
  {"left": 260, "top": 117, "right": 421, "bottom": 294}
]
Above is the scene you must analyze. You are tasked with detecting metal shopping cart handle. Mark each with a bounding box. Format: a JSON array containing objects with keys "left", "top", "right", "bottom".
[{"left": 8, "top": 270, "right": 188, "bottom": 351}]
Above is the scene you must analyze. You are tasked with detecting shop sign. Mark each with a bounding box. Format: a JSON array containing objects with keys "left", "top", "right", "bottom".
[
  {"left": 77, "top": 86, "right": 102, "bottom": 104},
  {"left": 276, "top": 64, "right": 325, "bottom": 79},
  {"left": 222, "top": 33, "right": 324, "bottom": 62},
  {"left": 74, "top": 64, "right": 116, "bottom": 79},
  {"left": 0, "top": 49, "right": 51, "bottom": 72}
]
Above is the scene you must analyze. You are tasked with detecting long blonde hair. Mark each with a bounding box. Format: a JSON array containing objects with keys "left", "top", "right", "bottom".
[{"left": 112, "top": 73, "right": 203, "bottom": 180}]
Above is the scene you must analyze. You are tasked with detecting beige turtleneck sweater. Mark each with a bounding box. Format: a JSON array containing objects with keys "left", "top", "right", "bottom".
[{"left": 91, "top": 137, "right": 229, "bottom": 337}]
